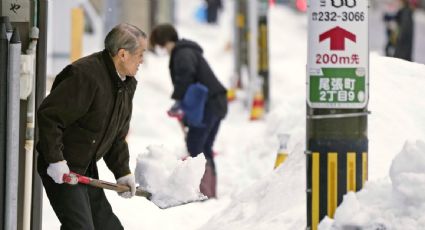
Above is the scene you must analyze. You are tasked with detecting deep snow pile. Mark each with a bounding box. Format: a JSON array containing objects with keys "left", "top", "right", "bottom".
[
  {"left": 201, "top": 141, "right": 306, "bottom": 230},
  {"left": 319, "top": 140, "right": 425, "bottom": 229}
]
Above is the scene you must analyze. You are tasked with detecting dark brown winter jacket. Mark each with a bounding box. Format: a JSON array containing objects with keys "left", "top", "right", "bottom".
[{"left": 36, "top": 50, "right": 137, "bottom": 179}]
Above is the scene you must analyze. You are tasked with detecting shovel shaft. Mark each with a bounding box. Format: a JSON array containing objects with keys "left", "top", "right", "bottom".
[
  {"left": 63, "top": 172, "right": 152, "bottom": 199},
  {"left": 62, "top": 172, "right": 205, "bottom": 209}
]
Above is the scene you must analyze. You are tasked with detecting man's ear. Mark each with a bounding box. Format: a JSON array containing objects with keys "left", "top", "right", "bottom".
[{"left": 117, "top": 48, "right": 126, "bottom": 61}]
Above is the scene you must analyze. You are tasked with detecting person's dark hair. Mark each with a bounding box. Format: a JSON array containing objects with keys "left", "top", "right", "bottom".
[
  {"left": 149, "top": 24, "right": 179, "bottom": 48},
  {"left": 105, "top": 23, "right": 147, "bottom": 56}
]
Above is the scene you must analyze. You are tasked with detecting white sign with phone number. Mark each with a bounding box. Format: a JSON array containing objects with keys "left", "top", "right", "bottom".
[{"left": 307, "top": 0, "right": 369, "bottom": 109}]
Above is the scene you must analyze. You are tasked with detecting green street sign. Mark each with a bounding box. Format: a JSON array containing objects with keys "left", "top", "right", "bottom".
[{"left": 309, "top": 68, "right": 366, "bottom": 108}]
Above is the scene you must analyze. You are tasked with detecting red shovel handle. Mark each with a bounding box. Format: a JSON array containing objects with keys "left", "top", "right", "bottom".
[
  {"left": 63, "top": 172, "right": 91, "bottom": 185},
  {"left": 62, "top": 172, "right": 152, "bottom": 199}
]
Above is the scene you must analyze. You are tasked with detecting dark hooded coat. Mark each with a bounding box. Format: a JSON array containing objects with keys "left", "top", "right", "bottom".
[{"left": 169, "top": 39, "right": 227, "bottom": 119}]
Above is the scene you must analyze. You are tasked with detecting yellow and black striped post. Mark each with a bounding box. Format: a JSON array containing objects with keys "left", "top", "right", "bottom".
[{"left": 306, "top": 139, "right": 368, "bottom": 230}]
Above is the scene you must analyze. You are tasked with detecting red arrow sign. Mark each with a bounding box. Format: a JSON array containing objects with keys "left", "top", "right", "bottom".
[{"left": 319, "top": 26, "right": 356, "bottom": 51}]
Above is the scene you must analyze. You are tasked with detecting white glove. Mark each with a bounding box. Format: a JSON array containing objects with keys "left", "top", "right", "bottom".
[
  {"left": 47, "top": 160, "right": 70, "bottom": 184},
  {"left": 116, "top": 174, "right": 136, "bottom": 198}
]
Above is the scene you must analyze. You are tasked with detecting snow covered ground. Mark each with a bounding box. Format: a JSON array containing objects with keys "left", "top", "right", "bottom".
[{"left": 42, "top": 1, "right": 425, "bottom": 229}]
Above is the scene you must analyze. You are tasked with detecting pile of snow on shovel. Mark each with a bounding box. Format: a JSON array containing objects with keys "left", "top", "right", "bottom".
[{"left": 135, "top": 145, "right": 207, "bottom": 208}]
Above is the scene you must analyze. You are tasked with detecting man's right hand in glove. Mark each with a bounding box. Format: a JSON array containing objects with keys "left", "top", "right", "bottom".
[
  {"left": 47, "top": 160, "right": 70, "bottom": 184},
  {"left": 116, "top": 174, "right": 136, "bottom": 198}
]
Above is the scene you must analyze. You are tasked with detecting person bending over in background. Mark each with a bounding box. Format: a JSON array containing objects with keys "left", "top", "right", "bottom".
[
  {"left": 36, "top": 23, "right": 147, "bottom": 230},
  {"left": 149, "top": 23, "right": 227, "bottom": 198}
]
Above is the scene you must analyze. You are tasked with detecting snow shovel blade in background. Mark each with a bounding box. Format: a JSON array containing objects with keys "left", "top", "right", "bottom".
[{"left": 63, "top": 172, "right": 207, "bottom": 209}]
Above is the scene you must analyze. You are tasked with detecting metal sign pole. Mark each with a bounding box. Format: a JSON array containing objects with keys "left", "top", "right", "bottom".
[{"left": 306, "top": 0, "right": 369, "bottom": 229}]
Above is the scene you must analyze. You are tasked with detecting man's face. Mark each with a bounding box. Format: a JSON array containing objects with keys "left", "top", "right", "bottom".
[{"left": 121, "top": 37, "right": 147, "bottom": 77}]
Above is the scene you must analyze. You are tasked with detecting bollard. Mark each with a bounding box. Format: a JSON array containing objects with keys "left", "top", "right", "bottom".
[
  {"left": 227, "top": 87, "right": 236, "bottom": 101},
  {"left": 227, "top": 74, "right": 239, "bottom": 102},
  {"left": 249, "top": 90, "right": 265, "bottom": 120},
  {"left": 274, "top": 134, "right": 290, "bottom": 169}
]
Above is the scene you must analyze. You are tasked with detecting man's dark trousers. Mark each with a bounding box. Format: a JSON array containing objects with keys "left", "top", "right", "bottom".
[{"left": 40, "top": 162, "right": 123, "bottom": 230}]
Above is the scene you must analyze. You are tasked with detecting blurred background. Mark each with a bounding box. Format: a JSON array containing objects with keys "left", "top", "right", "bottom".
[
  {"left": 45, "top": 0, "right": 425, "bottom": 83},
  {"left": 0, "top": 1, "right": 424, "bottom": 230}
]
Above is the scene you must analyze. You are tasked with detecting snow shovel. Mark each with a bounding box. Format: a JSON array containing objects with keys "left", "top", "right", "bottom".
[{"left": 62, "top": 172, "right": 207, "bottom": 209}]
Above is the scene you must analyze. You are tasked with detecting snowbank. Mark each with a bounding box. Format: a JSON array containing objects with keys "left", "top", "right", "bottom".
[
  {"left": 201, "top": 141, "right": 306, "bottom": 230},
  {"left": 319, "top": 140, "right": 425, "bottom": 230}
]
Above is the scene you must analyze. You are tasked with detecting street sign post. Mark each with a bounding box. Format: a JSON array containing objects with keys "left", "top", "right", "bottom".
[
  {"left": 306, "top": 1, "right": 369, "bottom": 229},
  {"left": 307, "top": 0, "right": 368, "bottom": 109}
]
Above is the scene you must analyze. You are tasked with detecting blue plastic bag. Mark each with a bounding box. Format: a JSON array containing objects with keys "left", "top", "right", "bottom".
[
  {"left": 181, "top": 83, "right": 209, "bottom": 127},
  {"left": 194, "top": 4, "right": 207, "bottom": 23}
]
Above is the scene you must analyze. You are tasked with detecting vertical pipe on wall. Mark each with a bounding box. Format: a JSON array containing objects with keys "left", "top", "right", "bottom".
[
  {"left": 22, "top": 27, "right": 38, "bottom": 230},
  {"left": 5, "top": 27, "right": 21, "bottom": 230},
  {"left": 0, "top": 22, "right": 9, "bottom": 230},
  {"left": 31, "top": 1, "right": 48, "bottom": 229}
]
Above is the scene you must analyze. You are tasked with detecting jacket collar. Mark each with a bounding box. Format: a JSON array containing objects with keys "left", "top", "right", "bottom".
[{"left": 102, "top": 49, "right": 126, "bottom": 89}]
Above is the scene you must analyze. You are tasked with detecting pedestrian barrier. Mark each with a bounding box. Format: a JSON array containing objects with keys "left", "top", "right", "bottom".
[
  {"left": 249, "top": 91, "right": 264, "bottom": 120},
  {"left": 227, "top": 88, "right": 236, "bottom": 101}
]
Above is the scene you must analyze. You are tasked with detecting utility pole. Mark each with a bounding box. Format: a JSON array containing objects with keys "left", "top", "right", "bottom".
[
  {"left": 258, "top": 0, "right": 269, "bottom": 111},
  {"left": 306, "top": 1, "right": 369, "bottom": 229},
  {"left": 230, "top": 0, "right": 249, "bottom": 98},
  {"left": 248, "top": 0, "right": 270, "bottom": 120}
]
